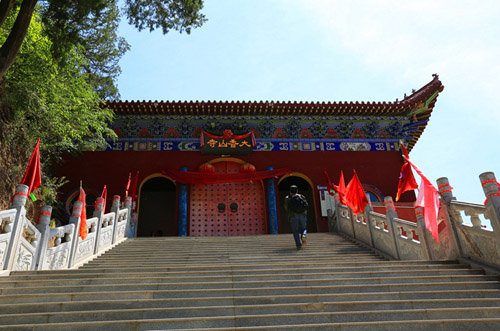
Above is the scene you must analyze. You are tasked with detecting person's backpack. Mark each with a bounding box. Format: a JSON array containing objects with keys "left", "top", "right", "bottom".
[{"left": 290, "top": 194, "right": 308, "bottom": 213}]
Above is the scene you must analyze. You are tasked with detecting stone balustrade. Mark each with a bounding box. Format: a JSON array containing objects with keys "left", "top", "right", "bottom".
[
  {"left": 0, "top": 184, "right": 131, "bottom": 273},
  {"left": 332, "top": 171, "right": 500, "bottom": 270},
  {"left": 3, "top": 170, "right": 500, "bottom": 273}
]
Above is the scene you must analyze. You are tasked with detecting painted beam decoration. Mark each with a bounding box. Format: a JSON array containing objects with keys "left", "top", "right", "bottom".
[
  {"left": 101, "top": 75, "right": 444, "bottom": 153},
  {"left": 200, "top": 130, "right": 256, "bottom": 155}
]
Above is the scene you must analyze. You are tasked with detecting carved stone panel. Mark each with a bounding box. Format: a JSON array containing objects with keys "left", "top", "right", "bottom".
[{"left": 14, "top": 243, "right": 34, "bottom": 271}]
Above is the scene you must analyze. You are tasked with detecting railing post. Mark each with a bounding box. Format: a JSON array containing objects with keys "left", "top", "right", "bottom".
[
  {"left": 333, "top": 193, "right": 341, "bottom": 233},
  {"left": 110, "top": 195, "right": 125, "bottom": 243},
  {"left": 437, "top": 177, "right": 463, "bottom": 257},
  {"left": 437, "top": 177, "right": 456, "bottom": 203},
  {"left": 415, "top": 206, "right": 433, "bottom": 260},
  {"left": 8, "top": 184, "right": 28, "bottom": 211},
  {"left": 35, "top": 206, "right": 52, "bottom": 270},
  {"left": 4, "top": 184, "right": 29, "bottom": 270},
  {"left": 93, "top": 197, "right": 105, "bottom": 218},
  {"left": 124, "top": 196, "right": 132, "bottom": 238},
  {"left": 327, "top": 209, "right": 335, "bottom": 232},
  {"left": 111, "top": 195, "right": 121, "bottom": 213},
  {"left": 479, "top": 172, "right": 500, "bottom": 252},
  {"left": 68, "top": 201, "right": 83, "bottom": 268},
  {"left": 363, "top": 201, "right": 375, "bottom": 248},
  {"left": 383, "top": 197, "right": 400, "bottom": 260}
]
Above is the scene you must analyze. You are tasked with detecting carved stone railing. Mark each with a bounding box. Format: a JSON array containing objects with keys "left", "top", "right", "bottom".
[
  {"left": 337, "top": 204, "right": 355, "bottom": 237},
  {"left": 332, "top": 171, "right": 500, "bottom": 271},
  {"left": 447, "top": 201, "right": 498, "bottom": 265},
  {"left": 392, "top": 217, "right": 427, "bottom": 260},
  {"left": 36, "top": 206, "right": 76, "bottom": 270},
  {"left": 0, "top": 209, "right": 16, "bottom": 270},
  {"left": 369, "top": 211, "right": 397, "bottom": 259},
  {"left": 95, "top": 212, "right": 115, "bottom": 255},
  {"left": 1, "top": 184, "right": 131, "bottom": 273},
  {"left": 68, "top": 202, "right": 100, "bottom": 269},
  {"left": 436, "top": 175, "right": 500, "bottom": 269}
]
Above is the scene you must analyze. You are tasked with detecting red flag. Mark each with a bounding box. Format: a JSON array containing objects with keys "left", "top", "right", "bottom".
[
  {"left": 78, "top": 186, "right": 88, "bottom": 240},
  {"left": 21, "top": 138, "right": 42, "bottom": 201},
  {"left": 323, "top": 169, "right": 347, "bottom": 205},
  {"left": 338, "top": 170, "right": 347, "bottom": 205},
  {"left": 323, "top": 168, "right": 336, "bottom": 196},
  {"left": 400, "top": 141, "right": 410, "bottom": 159},
  {"left": 128, "top": 171, "right": 139, "bottom": 202},
  {"left": 344, "top": 170, "right": 369, "bottom": 214},
  {"left": 395, "top": 162, "right": 418, "bottom": 201},
  {"left": 404, "top": 156, "right": 440, "bottom": 244}
]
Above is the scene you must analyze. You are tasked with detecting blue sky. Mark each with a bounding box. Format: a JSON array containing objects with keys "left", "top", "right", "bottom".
[{"left": 117, "top": 0, "right": 500, "bottom": 205}]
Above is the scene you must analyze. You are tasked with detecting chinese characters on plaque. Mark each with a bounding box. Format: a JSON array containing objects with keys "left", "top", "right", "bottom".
[{"left": 200, "top": 130, "right": 255, "bottom": 155}]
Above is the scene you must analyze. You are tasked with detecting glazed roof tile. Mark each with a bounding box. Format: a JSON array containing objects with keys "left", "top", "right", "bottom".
[{"left": 107, "top": 75, "right": 443, "bottom": 117}]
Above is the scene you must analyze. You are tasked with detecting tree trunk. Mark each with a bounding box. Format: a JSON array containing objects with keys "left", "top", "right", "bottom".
[
  {"left": 0, "top": 0, "right": 38, "bottom": 78},
  {"left": 0, "top": 0, "right": 16, "bottom": 28}
]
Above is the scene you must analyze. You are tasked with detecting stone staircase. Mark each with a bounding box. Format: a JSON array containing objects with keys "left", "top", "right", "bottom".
[{"left": 1, "top": 233, "right": 500, "bottom": 330}]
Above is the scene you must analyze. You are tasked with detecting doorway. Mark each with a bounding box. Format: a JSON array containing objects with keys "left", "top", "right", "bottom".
[
  {"left": 137, "top": 176, "right": 177, "bottom": 237},
  {"left": 278, "top": 176, "right": 317, "bottom": 234}
]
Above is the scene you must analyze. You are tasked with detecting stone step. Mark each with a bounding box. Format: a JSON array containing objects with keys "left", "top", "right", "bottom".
[
  {"left": 96, "top": 245, "right": 371, "bottom": 253},
  {"left": 85, "top": 255, "right": 382, "bottom": 265},
  {"left": 3, "top": 263, "right": 473, "bottom": 281},
  {"left": 1, "top": 307, "right": 500, "bottom": 329},
  {"left": 0, "top": 269, "right": 488, "bottom": 289},
  {"left": 1, "top": 274, "right": 497, "bottom": 295},
  {"left": 98, "top": 241, "right": 367, "bottom": 250},
  {"left": 2, "top": 318, "right": 500, "bottom": 331},
  {"left": 81, "top": 253, "right": 383, "bottom": 264},
  {"left": 1, "top": 279, "right": 498, "bottom": 300},
  {"left": 73, "top": 260, "right": 463, "bottom": 273},
  {"left": 3, "top": 287, "right": 500, "bottom": 306},
  {"left": 0, "top": 268, "right": 484, "bottom": 288},
  {"left": 2, "top": 294, "right": 500, "bottom": 315},
  {"left": 1, "top": 233, "right": 498, "bottom": 330}
]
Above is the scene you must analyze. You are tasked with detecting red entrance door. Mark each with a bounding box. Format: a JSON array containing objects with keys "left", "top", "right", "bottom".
[{"left": 189, "top": 161, "right": 267, "bottom": 236}]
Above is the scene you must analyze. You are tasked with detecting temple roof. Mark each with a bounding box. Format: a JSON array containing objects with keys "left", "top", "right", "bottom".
[{"left": 106, "top": 75, "right": 444, "bottom": 151}]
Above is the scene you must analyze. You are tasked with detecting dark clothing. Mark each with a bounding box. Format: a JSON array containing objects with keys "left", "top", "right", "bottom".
[
  {"left": 284, "top": 193, "right": 308, "bottom": 216},
  {"left": 285, "top": 193, "right": 308, "bottom": 247}
]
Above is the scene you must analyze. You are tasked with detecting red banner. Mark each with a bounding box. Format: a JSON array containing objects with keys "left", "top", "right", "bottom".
[{"left": 162, "top": 167, "right": 291, "bottom": 185}]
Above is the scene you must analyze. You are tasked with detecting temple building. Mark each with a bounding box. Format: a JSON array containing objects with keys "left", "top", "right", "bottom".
[{"left": 56, "top": 75, "right": 444, "bottom": 237}]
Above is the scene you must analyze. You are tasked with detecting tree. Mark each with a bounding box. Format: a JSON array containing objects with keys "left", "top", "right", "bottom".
[
  {"left": 0, "top": 0, "right": 206, "bottom": 213},
  {"left": 0, "top": 9, "right": 116, "bottom": 211},
  {"left": 0, "top": 0, "right": 206, "bottom": 98}
]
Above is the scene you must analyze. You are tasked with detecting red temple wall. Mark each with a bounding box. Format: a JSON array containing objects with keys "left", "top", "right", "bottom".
[{"left": 55, "top": 150, "right": 416, "bottom": 231}]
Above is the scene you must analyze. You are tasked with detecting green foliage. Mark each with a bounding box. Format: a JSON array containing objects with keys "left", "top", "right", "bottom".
[
  {"left": 124, "top": 0, "right": 207, "bottom": 34},
  {"left": 0, "top": 9, "right": 115, "bottom": 212},
  {"left": 0, "top": 0, "right": 207, "bottom": 213},
  {"left": 40, "top": 0, "right": 206, "bottom": 99},
  {"left": 40, "top": 0, "right": 130, "bottom": 99},
  {"left": 3, "top": 11, "right": 116, "bottom": 162}
]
